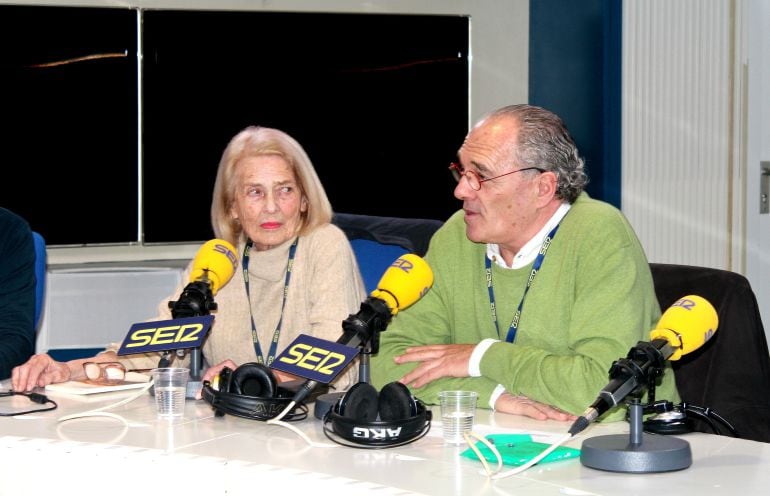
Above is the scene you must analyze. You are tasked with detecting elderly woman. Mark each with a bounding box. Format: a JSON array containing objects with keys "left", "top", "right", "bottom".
[{"left": 13, "top": 126, "right": 366, "bottom": 396}]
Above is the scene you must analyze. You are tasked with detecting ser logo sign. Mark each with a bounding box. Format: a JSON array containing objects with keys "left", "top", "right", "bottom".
[
  {"left": 117, "top": 315, "right": 214, "bottom": 355},
  {"left": 271, "top": 334, "right": 359, "bottom": 384}
]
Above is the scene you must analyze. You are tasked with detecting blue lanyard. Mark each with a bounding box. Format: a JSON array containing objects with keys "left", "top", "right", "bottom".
[
  {"left": 485, "top": 224, "right": 560, "bottom": 343},
  {"left": 242, "top": 238, "right": 297, "bottom": 366}
]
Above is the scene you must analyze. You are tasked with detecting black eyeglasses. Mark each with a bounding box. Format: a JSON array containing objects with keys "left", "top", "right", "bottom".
[{"left": 449, "top": 162, "right": 544, "bottom": 191}]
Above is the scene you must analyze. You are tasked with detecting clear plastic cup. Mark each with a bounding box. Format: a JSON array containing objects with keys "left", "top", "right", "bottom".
[
  {"left": 439, "top": 390, "right": 478, "bottom": 444},
  {"left": 151, "top": 368, "right": 189, "bottom": 419}
]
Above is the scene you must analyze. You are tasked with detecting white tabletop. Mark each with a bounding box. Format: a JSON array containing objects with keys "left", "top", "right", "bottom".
[{"left": 0, "top": 380, "right": 768, "bottom": 496}]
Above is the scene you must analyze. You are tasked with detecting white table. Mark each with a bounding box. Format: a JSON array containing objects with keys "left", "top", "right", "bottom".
[{"left": 0, "top": 380, "right": 768, "bottom": 496}]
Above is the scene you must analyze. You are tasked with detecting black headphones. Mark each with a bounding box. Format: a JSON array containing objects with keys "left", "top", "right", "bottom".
[
  {"left": 323, "top": 382, "right": 431, "bottom": 448},
  {"left": 202, "top": 362, "right": 308, "bottom": 421},
  {"left": 642, "top": 400, "right": 737, "bottom": 437}
]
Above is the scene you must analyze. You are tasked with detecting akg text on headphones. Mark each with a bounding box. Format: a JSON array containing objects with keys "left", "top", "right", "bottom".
[
  {"left": 323, "top": 381, "right": 431, "bottom": 448},
  {"left": 202, "top": 362, "right": 308, "bottom": 421}
]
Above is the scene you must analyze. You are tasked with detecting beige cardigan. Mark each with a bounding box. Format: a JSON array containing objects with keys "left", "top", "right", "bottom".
[{"left": 109, "top": 223, "right": 366, "bottom": 392}]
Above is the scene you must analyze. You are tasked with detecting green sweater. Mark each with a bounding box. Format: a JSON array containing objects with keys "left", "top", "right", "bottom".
[{"left": 371, "top": 193, "right": 679, "bottom": 422}]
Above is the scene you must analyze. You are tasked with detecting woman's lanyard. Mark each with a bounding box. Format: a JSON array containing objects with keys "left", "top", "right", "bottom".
[
  {"left": 485, "top": 224, "right": 560, "bottom": 343},
  {"left": 242, "top": 238, "right": 298, "bottom": 366}
]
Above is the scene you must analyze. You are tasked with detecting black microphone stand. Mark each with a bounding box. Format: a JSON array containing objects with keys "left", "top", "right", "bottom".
[
  {"left": 164, "top": 275, "right": 218, "bottom": 400},
  {"left": 313, "top": 298, "right": 392, "bottom": 419},
  {"left": 580, "top": 346, "right": 692, "bottom": 473}
]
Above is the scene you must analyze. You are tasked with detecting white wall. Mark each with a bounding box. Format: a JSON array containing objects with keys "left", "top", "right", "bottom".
[
  {"left": 745, "top": 0, "right": 770, "bottom": 336},
  {"left": 622, "top": 0, "right": 769, "bottom": 335}
]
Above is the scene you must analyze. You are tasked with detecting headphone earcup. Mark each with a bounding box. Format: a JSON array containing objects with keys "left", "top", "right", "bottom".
[
  {"left": 229, "top": 362, "right": 277, "bottom": 398},
  {"left": 644, "top": 406, "right": 693, "bottom": 435},
  {"left": 378, "top": 382, "right": 417, "bottom": 421},
  {"left": 338, "top": 382, "right": 379, "bottom": 421}
]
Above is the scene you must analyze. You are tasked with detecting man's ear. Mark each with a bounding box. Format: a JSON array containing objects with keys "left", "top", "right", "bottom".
[{"left": 536, "top": 171, "right": 558, "bottom": 204}]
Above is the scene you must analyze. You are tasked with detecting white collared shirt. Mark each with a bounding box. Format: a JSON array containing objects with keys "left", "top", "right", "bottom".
[
  {"left": 471, "top": 202, "right": 572, "bottom": 408},
  {"left": 486, "top": 202, "right": 572, "bottom": 269}
]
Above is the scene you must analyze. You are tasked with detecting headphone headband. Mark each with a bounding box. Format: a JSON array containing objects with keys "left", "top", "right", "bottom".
[
  {"left": 322, "top": 386, "right": 432, "bottom": 448},
  {"left": 202, "top": 382, "right": 307, "bottom": 421},
  {"left": 201, "top": 363, "right": 308, "bottom": 421}
]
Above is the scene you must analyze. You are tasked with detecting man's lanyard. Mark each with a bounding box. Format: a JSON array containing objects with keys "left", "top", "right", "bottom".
[
  {"left": 242, "top": 238, "right": 298, "bottom": 365},
  {"left": 485, "top": 224, "right": 560, "bottom": 343}
]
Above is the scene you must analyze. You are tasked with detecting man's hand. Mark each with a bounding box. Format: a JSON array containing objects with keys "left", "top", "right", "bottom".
[
  {"left": 494, "top": 392, "right": 576, "bottom": 421},
  {"left": 395, "top": 344, "right": 475, "bottom": 388},
  {"left": 11, "top": 354, "right": 72, "bottom": 392}
]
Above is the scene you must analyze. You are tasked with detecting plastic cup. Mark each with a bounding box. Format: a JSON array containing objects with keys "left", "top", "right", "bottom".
[
  {"left": 151, "top": 368, "right": 189, "bottom": 419},
  {"left": 439, "top": 390, "right": 478, "bottom": 444}
]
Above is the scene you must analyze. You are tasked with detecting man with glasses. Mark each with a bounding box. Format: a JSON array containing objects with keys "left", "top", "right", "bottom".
[{"left": 371, "top": 104, "right": 679, "bottom": 421}]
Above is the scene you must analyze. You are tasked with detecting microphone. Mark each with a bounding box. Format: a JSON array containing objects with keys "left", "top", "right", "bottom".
[
  {"left": 162, "top": 239, "right": 237, "bottom": 389},
  {"left": 169, "top": 239, "right": 238, "bottom": 318},
  {"left": 570, "top": 295, "right": 718, "bottom": 435},
  {"left": 292, "top": 253, "right": 434, "bottom": 406}
]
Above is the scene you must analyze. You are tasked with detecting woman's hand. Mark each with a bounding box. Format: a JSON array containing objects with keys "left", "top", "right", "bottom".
[{"left": 197, "top": 359, "right": 239, "bottom": 399}]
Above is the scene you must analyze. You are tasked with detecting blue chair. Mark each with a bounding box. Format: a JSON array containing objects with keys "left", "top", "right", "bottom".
[
  {"left": 32, "top": 231, "right": 46, "bottom": 331},
  {"left": 348, "top": 239, "right": 408, "bottom": 294},
  {"left": 332, "top": 213, "right": 443, "bottom": 294}
]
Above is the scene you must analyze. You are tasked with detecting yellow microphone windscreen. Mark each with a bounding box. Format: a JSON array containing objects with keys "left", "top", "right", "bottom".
[
  {"left": 190, "top": 239, "right": 238, "bottom": 295},
  {"left": 370, "top": 253, "right": 434, "bottom": 315},
  {"left": 649, "top": 295, "right": 718, "bottom": 360}
]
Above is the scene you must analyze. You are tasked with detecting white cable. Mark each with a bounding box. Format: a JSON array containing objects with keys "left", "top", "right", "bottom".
[
  {"left": 463, "top": 431, "right": 503, "bottom": 476},
  {"left": 55, "top": 412, "right": 131, "bottom": 445},
  {"left": 489, "top": 432, "right": 573, "bottom": 479},
  {"left": 58, "top": 410, "right": 130, "bottom": 425},
  {"left": 265, "top": 400, "right": 338, "bottom": 448},
  {"left": 57, "top": 379, "right": 154, "bottom": 423},
  {"left": 271, "top": 399, "right": 296, "bottom": 422},
  {"left": 266, "top": 417, "right": 339, "bottom": 449}
]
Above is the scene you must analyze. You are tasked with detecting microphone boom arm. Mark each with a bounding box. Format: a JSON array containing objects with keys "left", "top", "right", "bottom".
[{"left": 166, "top": 275, "right": 218, "bottom": 382}]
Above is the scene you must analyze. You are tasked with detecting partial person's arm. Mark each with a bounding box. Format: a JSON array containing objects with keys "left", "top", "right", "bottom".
[
  {"left": 0, "top": 213, "right": 36, "bottom": 380},
  {"left": 12, "top": 351, "right": 120, "bottom": 392}
]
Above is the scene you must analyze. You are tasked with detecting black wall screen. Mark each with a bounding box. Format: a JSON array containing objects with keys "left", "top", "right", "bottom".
[
  {"left": 1, "top": 6, "right": 138, "bottom": 245},
  {"left": 2, "top": 6, "right": 468, "bottom": 246},
  {"left": 142, "top": 11, "right": 468, "bottom": 243}
]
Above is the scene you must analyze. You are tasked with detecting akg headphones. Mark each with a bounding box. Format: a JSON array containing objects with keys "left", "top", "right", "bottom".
[
  {"left": 323, "top": 382, "right": 431, "bottom": 448},
  {"left": 202, "top": 362, "right": 308, "bottom": 421}
]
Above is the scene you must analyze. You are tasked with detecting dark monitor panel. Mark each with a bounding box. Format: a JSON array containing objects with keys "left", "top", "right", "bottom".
[
  {"left": 1, "top": 6, "right": 138, "bottom": 246},
  {"left": 142, "top": 11, "right": 468, "bottom": 243},
  {"left": 2, "top": 7, "right": 468, "bottom": 246}
]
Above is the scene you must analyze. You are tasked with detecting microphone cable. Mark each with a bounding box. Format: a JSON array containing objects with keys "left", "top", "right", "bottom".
[
  {"left": 463, "top": 430, "right": 576, "bottom": 479},
  {"left": 57, "top": 378, "right": 154, "bottom": 423},
  {"left": 682, "top": 402, "right": 738, "bottom": 437},
  {"left": 266, "top": 400, "right": 339, "bottom": 448},
  {"left": 0, "top": 390, "right": 58, "bottom": 416}
]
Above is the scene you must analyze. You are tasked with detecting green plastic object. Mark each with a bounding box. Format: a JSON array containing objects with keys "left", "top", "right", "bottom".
[{"left": 460, "top": 433, "right": 580, "bottom": 467}]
